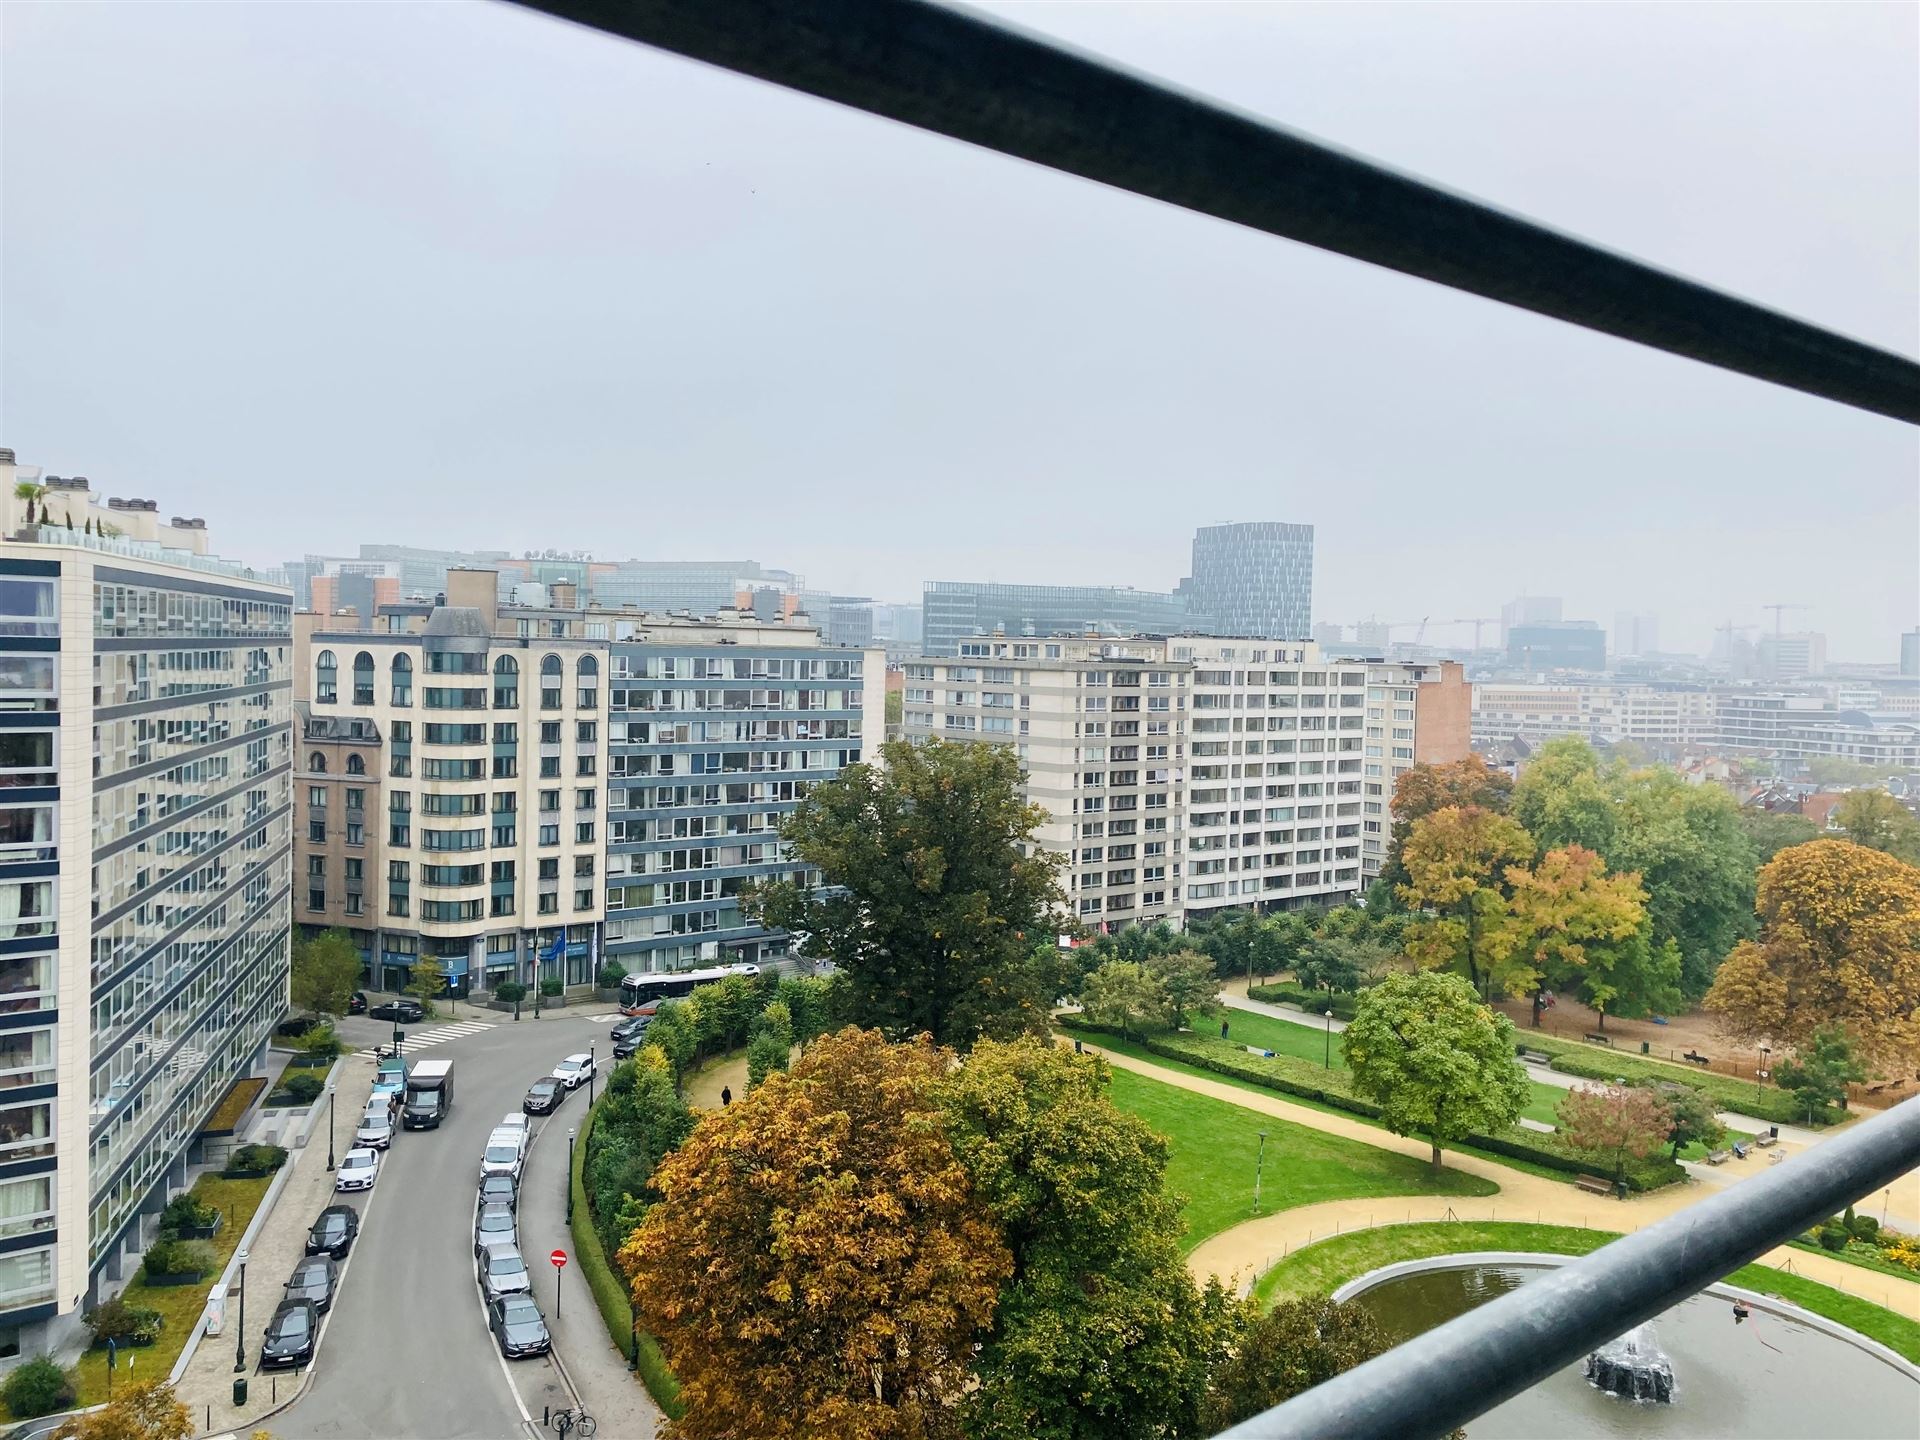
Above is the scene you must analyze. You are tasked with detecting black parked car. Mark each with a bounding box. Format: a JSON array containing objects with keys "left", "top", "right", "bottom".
[
  {"left": 347, "top": 990, "right": 368, "bottom": 1015},
  {"left": 478, "top": 1173, "right": 518, "bottom": 1211},
  {"left": 305, "top": 1205, "right": 360, "bottom": 1259},
  {"left": 283, "top": 1255, "right": 338, "bottom": 1313},
  {"left": 610, "top": 1016, "right": 650, "bottom": 1058},
  {"left": 368, "top": 999, "right": 425, "bottom": 1024},
  {"left": 274, "top": 1013, "right": 321, "bottom": 1039},
  {"left": 487, "top": 1293, "right": 551, "bottom": 1359},
  {"left": 523, "top": 1078, "right": 562, "bottom": 1115},
  {"left": 260, "top": 1299, "right": 318, "bottom": 1368}
]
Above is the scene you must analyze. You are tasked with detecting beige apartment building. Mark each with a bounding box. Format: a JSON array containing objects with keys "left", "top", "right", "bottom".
[
  {"left": 294, "top": 570, "right": 610, "bottom": 993},
  {"left": 1472, "top": 682, "right": 1717, "bottom": 751},
  {"left": 901, "top": 636, "right": 1467, "bottom": 932}
]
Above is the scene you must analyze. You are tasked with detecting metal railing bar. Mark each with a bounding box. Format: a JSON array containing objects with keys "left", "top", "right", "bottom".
[
  {"left": 1214, "top": 1096, "right": 1920, "bottom": 1440},
  {"left": 504, "top": 0, "right": 1920, "bottom": 424}
]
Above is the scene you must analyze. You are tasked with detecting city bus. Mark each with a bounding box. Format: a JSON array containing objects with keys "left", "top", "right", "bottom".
[{"left": 617, "top": 963, "right": 761, "bottom": 1015}]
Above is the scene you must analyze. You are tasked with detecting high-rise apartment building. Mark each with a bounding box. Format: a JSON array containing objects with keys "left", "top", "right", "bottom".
[
  {"left": 1180, "top": 522, "right": 1314, "bottom": 641},
  {"left": 1613, "top": 612, "right": 1660, "bottom": 658},
  {"left": 1499, "top": 596, "right": 1562, "bottom": 645},
  {"left": 922, "top": 580, "right": 1206, "bottom": 657},
  {"left": 900, "top": 635, "right": 1466, "bottom": 930},
  {"left": 1758, "top": 631, "right": 1828, "bottom": 681},
  {"left": 0, "top": 453, "right": 292, "bottom": 1357},
  {"left": 605, "top": 617, "right": 884, "bottom": 973},
  {"left": 294, "top": 570, "right": 608, "bottom": 993}
]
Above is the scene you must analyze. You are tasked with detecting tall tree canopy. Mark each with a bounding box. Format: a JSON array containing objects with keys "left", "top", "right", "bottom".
[
  {"left": 935, "top": 1039, "right": 1238, "bottom": 1440},
  {"left": 290, "top": 928, "right": 362, "bottom": 1017},
  {"left": 1397, "top": 806, "right": 1533, "bottom": 997},
  {"left": 752, "top": 738, "right": 1068, "bottom": 1047},
  {"left": 1198, "top": 1298, "right": 1390, "bottom": 1433},
  {"left": 1344, "top": 971, "right": 1530, "bottom": 1171},
  {"left": 1555, "top": 1084, "right": 1672, "bottom": 1184},
  {"left": 1499, "top": 846, "right": 1678, "bottom": 1026},
  {"left": 1704, "top": 840, "right": 1920, "bottom": 1074},
  {"left": 1833, "top": 789, "right": 1920, "bottom": 863},
  {"left": 1381, "top": 755, "right": 1514, "bottom": 889},
  {"left": 1738, "top": 810, "right": 1820, "bottom": 865},
  {"left": 623, "top": 1028, "right": 1011, "bottom": 1440},
  {"left": 1512, "top": 738, "right": 1756, "bottom": 997}
]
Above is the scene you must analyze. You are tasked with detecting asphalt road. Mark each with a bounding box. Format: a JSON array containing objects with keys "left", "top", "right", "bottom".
[{"left": 275, "top": 1006, "right": 618, "bottom": 1440}]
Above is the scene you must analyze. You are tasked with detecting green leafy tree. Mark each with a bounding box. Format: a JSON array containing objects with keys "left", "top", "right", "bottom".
[
  {"left": 884, "top": 688, "right": 904, "bottom": 726},
  {"left": 1512, "top": 737, "right": 1618, "bottom": 853},
  {"left": 1145, "top": 950, "right": 1220, "bottom": 1027},
  {"left": 936, "top": 1039, "right": 1241, "bottom": 1440},
  {"left": 290, "top": 928, "right": 362, "bottom": 1017},
  {"left": 1199, "top": 1297, "right": 1390, "bottom": 1433},
  {"left": 747, "top": 1031, "right": 792, "bottom": 1089},
  {"left": 1344, "top": 971, "right": 1529, "bottom": 1172},
  {"left": 1632, "top": 1080, "right": 1723, "bottom": 1160},
  {"left": 1292, "top": 936, "right": 1368, "bottom": 998},
  {"left": 1253, "top": 910, "right": 1317, "bottom": 983},
  {"left": 749, "top": 738, "right": 1068, "bottom": 1048},
  {"left": 403, "top": 954, "right": 445, "bottom": 1014},
  {"left": 644, "top": 1001, "right": 698, "bottom": 1081},
  {"left": 1833, "top": 789, "right": 1920, "bottom": 862},
  {"left": 1738, "top": 810, "right": 1819, "bottom": 865},
  {"left": 1077, "top": 961, "right": 1177, "bottom": 1040},
  {"left": 1774, "top": 1027, "right": 1867, "bottom": 1123}
]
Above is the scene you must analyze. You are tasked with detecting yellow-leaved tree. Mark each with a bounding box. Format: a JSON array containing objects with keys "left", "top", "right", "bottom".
[
  {"left": 1705, "top": 839, "right": 1920, "bottom": 1074},
  {"left": 621, "top": 1027, "right": 1011, "bottom": 1440}
]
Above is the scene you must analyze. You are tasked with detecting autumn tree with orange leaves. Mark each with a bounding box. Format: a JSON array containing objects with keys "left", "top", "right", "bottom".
[
  {"left": 1397, "top": 806, "right": 1533, "bottom": 998},
  {"left": 1500, "top": 845, "right": 1678, "bottom": 1028},
  {"left": 621, "top": 1028, "right": 1011, "bottom": 1440},
  {"left": 1705, "top": 839, "right": 1920, "bottom": 1074},
  {"left": 1380, "top": 755, "right": 1515, "bottom": 890}
]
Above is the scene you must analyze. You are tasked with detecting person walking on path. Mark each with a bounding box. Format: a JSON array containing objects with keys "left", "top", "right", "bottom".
[{"left": 720, "top": 1085, "right": 732, "bottom": 1107}]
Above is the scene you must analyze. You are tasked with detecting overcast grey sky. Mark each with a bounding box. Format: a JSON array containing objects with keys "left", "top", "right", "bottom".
[{"left": 3, "top": 2, "right": 1915, "bottom": 658}]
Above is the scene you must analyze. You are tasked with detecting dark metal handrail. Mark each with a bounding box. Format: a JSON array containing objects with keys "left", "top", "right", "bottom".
[
  {"left": 505, "top": 0, "right": 1919, "bottom": 424},
  {"left": 1216, "top": 1096, "right": 1920, "bottom": 1439}
]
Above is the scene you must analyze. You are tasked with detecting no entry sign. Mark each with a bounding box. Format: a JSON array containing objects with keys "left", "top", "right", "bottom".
[{"left": 551, "top": 1249, "right": 568, "bottom": 1269}]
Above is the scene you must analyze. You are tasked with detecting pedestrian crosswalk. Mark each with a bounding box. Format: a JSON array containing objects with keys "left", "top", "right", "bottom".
[
  {"left": 357, "top": 1019, "right": 495, "bottom": 1057},
  {"left": 585, "top": 1013, "right": 621, "bottom": 1024}
]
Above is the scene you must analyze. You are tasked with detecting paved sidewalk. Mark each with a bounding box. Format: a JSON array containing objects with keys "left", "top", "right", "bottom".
[
  {"left": 178, "top": 1053, "right": 379, "bottom": 1437},
  {"left": 1068, "top": 1038, "right": 1920, "bottom": 1320},
  {"left": 1221, "top": 987, "right": 1348, "bottom": 1032}
]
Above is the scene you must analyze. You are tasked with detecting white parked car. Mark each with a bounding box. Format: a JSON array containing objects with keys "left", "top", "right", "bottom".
[
  {"left": 335, "top": 1147, "right": 379, "bottom": 1193},
  {"left": 498, "top": 1113, "right": 529, "bottom": 1135},
  {"left": 550, "top": 1053, "right": 595, "bottom": 1091},
  {"left": 480, "top": 1126, "right": 526, "bottom": 1182},
  {"left": 355, "top": 1108, "right": 394, "bottom": 1150}
]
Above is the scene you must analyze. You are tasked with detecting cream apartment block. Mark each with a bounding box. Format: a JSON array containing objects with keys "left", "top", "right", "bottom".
[
  {"left": 900, "top": 636, "right": 1468, "bottom": 932},
  {"left": 1472, "top": 682, "right": 1718, "bottom": 750}
]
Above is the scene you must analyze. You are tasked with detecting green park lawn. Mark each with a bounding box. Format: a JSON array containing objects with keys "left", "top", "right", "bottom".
[
  {"left": 1102, "top": 1066, "right": 1496, "bottom": 1252},
  {"left": 1250, "top": 1219, "right": 1920, "bottom": 1363}
]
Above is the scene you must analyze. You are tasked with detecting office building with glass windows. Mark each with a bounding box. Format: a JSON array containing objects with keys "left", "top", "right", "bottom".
[
  {"left": 0, "top": 452, "right": 292, "bottom": 1360},
  {"left": 922, "top": 579, "right": 1208, "bottom": 657},
  {"left": 605, "top": 615, "right": 884, "bottom": 974},
  {"left": 1178, "top": 521, "right": 1315, "bottom": 641}
]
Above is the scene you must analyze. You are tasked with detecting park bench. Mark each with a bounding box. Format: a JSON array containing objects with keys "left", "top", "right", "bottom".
[
  {"left": 1584, "top": 1032, "right": 1613, "bottom": 1046},
  {"left": 1520, "top": 1050, "right": 1552, "bottom": 1066},
  {"left": 1754, "top": 1132, "right": 1778, "bottom": 1148},
  {"left": 1706, "top": 1149, "right": 1731, "bottom": 1165},
  {"left": 1732, "top": 1141, "right": 1751, "bottom": 1159},
  {"left": 1575, "top": 1174, "right": 1613, "bottom": 1195},
  {"left": 1683, "top": 1051, "right": 1711, "bottom": 1066}
]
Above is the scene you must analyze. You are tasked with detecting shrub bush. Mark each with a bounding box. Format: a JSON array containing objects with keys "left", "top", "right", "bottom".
[
  {"left": 1058, "top": 1016, "right": 1685, "bottom": 1191},
  {"left": 142, "top": 1238, "right": 217, "bottom": 1279},
  {"left": 83, "top": 1297, "right": 163, "bottom": 1346},
  {"left": 1248, "top": 982, "right": 1362, "bottom": 1021},
  {"left": 224, "top": 1143, "right": 288, "bottom": 1177},
  {"left": 161, "top": 1193, "right": 219, "bottom": 1233},
  {"left": 282, "top": 1072, "right": 326, "bottom": 1105},
  {"left": 1818, "top": 1223, "right": 1852, "bottom": 1252},
  {"left": 597, "top": 961, "right": 627, "bottom": 990},
  {"left": 296, "top": 1022, "right": 343, "bottom": 1060},
  {"left": 2, "top": 1357, "right": 75, "bottom": 1419},
  {"left": 494, "top": 980, "right": 527, "bottom": 1004},
  {"left": 541, "top": 978, "right": 564, "bottom": 998}
]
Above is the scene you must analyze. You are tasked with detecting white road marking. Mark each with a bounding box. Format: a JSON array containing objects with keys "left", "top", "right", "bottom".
[{"left": 356, "top": 1020, "right": 497, "bottom": 1057}]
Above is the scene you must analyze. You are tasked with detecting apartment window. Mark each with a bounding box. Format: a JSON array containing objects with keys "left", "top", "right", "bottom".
[
  {"left": 0, "top": 1102, "right": 52, "bottom": 1162},
  {"left": 345, "top": 787, "right": 364, "bottom": 812},
  {"left": 315, "top": 650, "right": 337, "bottom": 704},
  {"left": 493, "top": 655, "right": 519, "bottom": 708},
  {"left": 539, "top": 790, "right": 560, "bottom": 813},
  {"left": 538, "top": 893, "right": 558, "bottom": 915},
  {"left": 346, "top": 822, "right": 364, "bottom": 846},
  {"left": 539, "top": 824, "right": 559, "bottom": 846},
  {"left": 574, "top": 888, "right": 594, "bottom": 911},
  {"left": 0, "top": 955, "right": 53, "bottom": 1016},
  {"left": 539, "top": 756, "right": 561, "bottom": 778},
  {"left": 541, "top": 722, "right": 562, "bottom": 744},
  {"left": 306, "top": 785, "right": 326, "bottom": 808},
  {"left": 540, "top": 655, "right": 563, "bottom": 709},
  {"left": 306, "top": 855, "right": 325, "bottom": 878},
  {"left": 492, "top": 755, "right": 517, "bottom": 778},
  {"left": 352, "top": 651, "right": 375, "bottom": 705},
  {"left": 575, "top": 788, "right": 595, "bottom": 810},
  {"left": 577, "top": 655, "right": 599, "bottom": 710},
  {"left": 574, "top": 855, "right": 595, "bottom": 878},
  {"left": 0, "top": 1176, "right": 52, "bottom": 1241},
  {"left": 390, "top": 653, "right": 413, "bottom": 705},
  {"left": 307, "top": 887, "right": 325, "bottom": 910},
  {"left": 308, "top": 819, "right": 326, "bottom": 843},
  {"left": 575, "top": 822, "right": 596, "bottom": 844},
  {"left": 577, "top": 720, "right": 597, "bottom": 743},
  {"left": 0, "top": 1250, "right": 53, "bottom": 1310},
  {"left": 538, "top": 858, "right": 560, "bottom": 881},
  {"left": 491, "top": 894, "right": 516, "bottom": 917}
]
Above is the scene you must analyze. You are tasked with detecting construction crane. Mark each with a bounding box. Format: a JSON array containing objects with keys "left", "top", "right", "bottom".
[
  {"left": 1450, "top": 617, "right": 1499, "bottom": 649},
  {"left": 1357, "top": 617, "right": 1430, "bottom": 644},
  {"left": 1761, "top": 602, "right": 1810, "bottom": 645}
]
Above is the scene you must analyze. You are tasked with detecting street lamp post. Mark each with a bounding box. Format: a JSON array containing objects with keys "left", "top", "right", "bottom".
[
  {"left": 1324, "top": 1003, "right": 1333, "bottom": 1070},
  {"left": 587, "top": 1042, "right": 596, "bottom": 1107},
  {"left": 392, "top": 1021, "right": 404, "bottom": 1059},
  {"left": 566, "top": 1128, "right": 576, "bottom": 1224},
  {"left": 1758, "top": 1042, "right": 1772, "bottom": 1104},
  {"left": 628, "top": 1292, "right": 639, "bottom": 1372},
  {"left": 326, "top": 1082, "right": 337, "bottom": 1172},
  {"left": 233, "top": 1248, "right": 250, "bottom": 1373},
  {"left": 1253, "top": 1132, "right": 1267, "bottom": 1213}
]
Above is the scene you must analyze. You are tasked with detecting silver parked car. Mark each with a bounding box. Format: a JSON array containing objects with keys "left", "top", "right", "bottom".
[
  {"left": 477, "top": 1243, "right": 532, "bottom": 1303},
  {"left": 472, "top": 1201, "right": 517, "bottom": 1257},
  {"left": 355, "top": 1107, "right": 394, "bottom": 1150}
]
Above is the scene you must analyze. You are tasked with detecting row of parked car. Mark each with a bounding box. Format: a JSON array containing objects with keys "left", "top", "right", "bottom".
[{"left": 474, "top": 1109, "right": 549, "bottom": 1359}]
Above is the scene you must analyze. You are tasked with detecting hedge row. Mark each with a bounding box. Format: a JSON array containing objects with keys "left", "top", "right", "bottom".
[
  {"left": 1247, "top": 982, "right": 1362, "bottom": 1022},
  {"left": 1520, "top": 1032, "right": 1836, "bottom": 1127},
  {"left": 1061, "top": 1017, "right": 1685, "bottom": 1193}
]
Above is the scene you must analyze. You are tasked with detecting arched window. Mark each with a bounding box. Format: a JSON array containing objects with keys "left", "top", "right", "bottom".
[
  {"left": 352, "top": 651, "right": 375, "bottom": 705},
  {"left": 540, "top": 655, "right": 563, "bottom": 677},
  {"left": 575, "top": 653, "right": 599, "bottom": 711},
  {"left": 493, "top": 653, "right": 519, "bottom": 709},
  {"left": 391, "top": 653, "right": 413, "bottom": 707},
  {"left": 315, "top": 650, "right": 337, "bottom": 704},
  {"left": 540, "top": 655, "right": 563, "bottom": 710},
  {"left": 310, "top": 752, "right": 327, "bottom": 774},
  {"left": 346, "top": 753, "right": 365, "bottom": 776},
  {"left": 576, "top": 655, "right": 598, "bottom": 678},
  {"left": 493, "top": 655, "right": 519, "bottom": 676}
]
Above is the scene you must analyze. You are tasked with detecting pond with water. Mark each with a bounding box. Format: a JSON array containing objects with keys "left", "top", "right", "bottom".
[{"left": 1343, "top": 1259, "right": 1919, "bottom": 1439}]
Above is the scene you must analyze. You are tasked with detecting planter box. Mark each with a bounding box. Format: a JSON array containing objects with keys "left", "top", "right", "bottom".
[
  {"left": 223, "top": 1166, "right": 277, "bottom": 1180},
  {"left": 90, "top": 1332, "right": 159, "bottom": 1349},
  {"left": 169, "top": 1212, "right": 222, "bottom": 1242}
]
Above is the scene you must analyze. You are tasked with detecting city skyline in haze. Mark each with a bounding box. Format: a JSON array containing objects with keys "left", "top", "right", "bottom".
[{"left": 2, "top": 2, "right": 1914, "bottom": 659}]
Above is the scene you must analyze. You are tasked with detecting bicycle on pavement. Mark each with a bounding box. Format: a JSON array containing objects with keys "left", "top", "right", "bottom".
[{"left": 551, "top": 1407, "right": 596, "bottom": 1438}]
